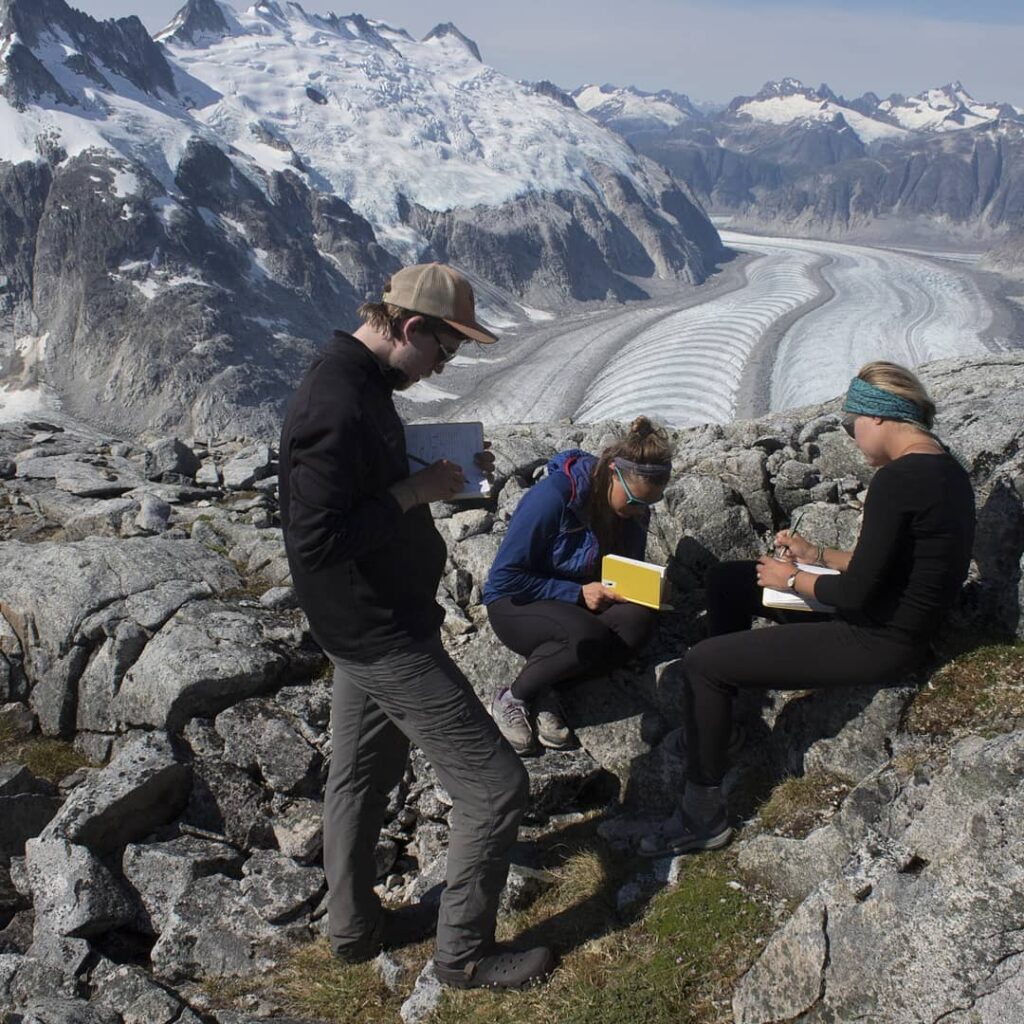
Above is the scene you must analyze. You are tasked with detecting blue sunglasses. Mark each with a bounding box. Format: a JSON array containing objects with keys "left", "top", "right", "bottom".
[{"left": 612, "top": 464, "right": 660, "bottom": 507}]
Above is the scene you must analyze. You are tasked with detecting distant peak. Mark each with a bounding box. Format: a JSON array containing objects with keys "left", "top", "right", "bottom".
[
  {"left": 421, "top": 22, "right": 482, "bottom": 62},
  {"left": 157, "top": 0, "right": 232, "bottom": 46},
  {"left": 754, "top": 77, "right": 812, "bottom": 100}
]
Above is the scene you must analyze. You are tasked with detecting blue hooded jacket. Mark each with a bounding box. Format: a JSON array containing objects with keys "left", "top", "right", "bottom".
[{"left": 482, "top": 450, "right": 650, "bottom": 605}]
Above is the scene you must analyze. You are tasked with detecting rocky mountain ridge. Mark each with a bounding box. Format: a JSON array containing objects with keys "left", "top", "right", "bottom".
[
  {"left": 0, "top": 0, "right": 722, "bottom": 438},
  {"left": 0, "top": 352, "right": 1022, "bottom": 1021},
  {"left": 581, "top": 77, "right": 1024, "bottom": 246}
]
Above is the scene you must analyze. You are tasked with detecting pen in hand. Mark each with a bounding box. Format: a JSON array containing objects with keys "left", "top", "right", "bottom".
[
  {"left": 407, "top": 453, "right": 431, "bottom": 468},
  {"left": 773, "top": 510, "right": 805, "bottom": 559}
]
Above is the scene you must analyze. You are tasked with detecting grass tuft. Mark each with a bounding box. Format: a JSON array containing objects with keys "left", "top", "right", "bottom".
[
  {"left": 904, "top": 641, "right": 1024, "bottom": 738},
  {"left": 757, "top": 771, "right": 852, "bottom": 839},
  {"left": 211, "top": 827, "right": 770, "bottom": 1024},
  {"left": 0, "top": 717, "right": 92, "bottom": 783}
]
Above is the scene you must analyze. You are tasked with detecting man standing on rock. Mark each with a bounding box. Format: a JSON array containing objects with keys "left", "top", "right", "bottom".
[{"left": 279, "top": 263, "right": 553, "bottom": 989}]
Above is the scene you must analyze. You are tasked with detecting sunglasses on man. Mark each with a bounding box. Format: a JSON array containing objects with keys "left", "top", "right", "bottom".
[{"left": 430, "top": 330, "right": 463, "bottom": 365}]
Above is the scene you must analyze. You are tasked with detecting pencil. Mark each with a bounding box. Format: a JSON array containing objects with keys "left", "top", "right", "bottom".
[{"left": 407, "top": 453, "right": 431, "bottom": 468}]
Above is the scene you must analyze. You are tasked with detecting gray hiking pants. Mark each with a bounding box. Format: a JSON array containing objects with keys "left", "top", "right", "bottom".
[{"left": 325, "top": 634, "right": 529, "bottom": 964}]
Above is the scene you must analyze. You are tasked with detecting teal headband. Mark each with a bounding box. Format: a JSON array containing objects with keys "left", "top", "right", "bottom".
[{"left": 842, "top": 376, "right": 926, "bottom": 426}]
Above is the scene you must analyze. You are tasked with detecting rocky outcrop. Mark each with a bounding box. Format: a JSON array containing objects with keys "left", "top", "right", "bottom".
[{"left": 0, "top": 353, "right": 1022, "bottom": 1021}]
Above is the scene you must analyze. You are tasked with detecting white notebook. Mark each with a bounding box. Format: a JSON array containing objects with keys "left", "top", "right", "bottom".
[
  {"left": 762, "top": 562, "right": 839, "bottom": 613},
  {"left": 404, "top": 421, "right": 492, "bottom": 501}
]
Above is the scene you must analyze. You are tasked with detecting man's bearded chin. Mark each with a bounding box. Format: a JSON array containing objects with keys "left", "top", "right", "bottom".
[{"left": 383, "top": 365, "right": 414, "bottom": 390}]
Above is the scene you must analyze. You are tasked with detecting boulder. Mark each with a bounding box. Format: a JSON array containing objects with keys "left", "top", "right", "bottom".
[
  {"left": 144, "top": 439, "right": 201, "bottom": 482},
  {"left": 150, "top": 874, "right": 307, "bottom": 982},
  {"left": 89, "top": 960, "right": 188, "bottom": 1024},
  {"left": 11, "top": 999, "right": 121, "bottom": 1024},
  {"left": 25, "top": 838, "right": 134, "bottom": 941},
  {"left": 0, "top": 539, "right": 239, "bottom": 735},
  {"left": 239, "top": 850, "right": 324, "bottom": 925},
  {"left": 114, "top": 603, "right": 288, "bottom": 732},
  {"left": 183, "top": 760, "right": 275, "bottom": 850},
  {"left": 215, "top": 699, "right": 323, "bottom": 795},
  {"left": 134, "top": 493, "right": 172, "bottom": 534},
  {"left": 40, "top": 733, "right": 191, "bottom": 855},
  {"left": 122, "top": 835, "right": 244, "bottom": 935},
  {"left": 221, "top": 446, "right": 273, "bottom": 490}
]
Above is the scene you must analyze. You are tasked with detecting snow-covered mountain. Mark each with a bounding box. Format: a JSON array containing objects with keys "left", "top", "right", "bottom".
[
  {"left": 728, "top": 78, "right": 907, "bottom": 145},
  {"left": 0, "top": 0, "right": 721, "bottom": 437},
  {"left": 572, "top": 83, "right": 701, "bottom": 135},
  {"left": 580, "top": 76, "right": 1024, "bottom": 245},
  {"left": 877, "top": 82, "right": 1014, "bottom": 133}
]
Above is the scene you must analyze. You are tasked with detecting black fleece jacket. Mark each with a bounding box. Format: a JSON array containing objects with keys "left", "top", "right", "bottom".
[
  {"left": 279, "top": 331, "right": 446, "bottom": 659},
  {"left": 815, "top": 452, "right": 975, "bottom": 639}
]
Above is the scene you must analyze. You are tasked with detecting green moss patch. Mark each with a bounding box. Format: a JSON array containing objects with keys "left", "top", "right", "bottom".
[
  {"left": 212, "top": 826, "right": 769, "bottom": 1024},
  {"left": 0, "top": 717, "right": 92, "bottom": 783},
  {"left": 905, "top": 641, "right": 1024, "bottom": 738}
]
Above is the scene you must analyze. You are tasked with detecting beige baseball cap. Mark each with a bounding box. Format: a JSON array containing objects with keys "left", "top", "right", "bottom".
[{"left": 382, "top": 262, "right": 498, "bottom": 344}]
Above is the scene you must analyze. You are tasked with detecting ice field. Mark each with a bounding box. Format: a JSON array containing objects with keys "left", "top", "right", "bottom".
[{"left": 435, "top": 232, "right": 1000, "bottom": 428}]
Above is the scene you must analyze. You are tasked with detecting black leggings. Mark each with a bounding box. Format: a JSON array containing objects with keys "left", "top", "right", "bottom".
[
  {"left": 487, "top": 595, "right": 656, "bottom": 703},
  {"left": 684, "top": 561, "right": 924, "bottom": 786}
]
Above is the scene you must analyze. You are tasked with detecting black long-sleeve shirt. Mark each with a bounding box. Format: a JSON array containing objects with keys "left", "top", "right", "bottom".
[
  {"left": 814, "top": 453, "right": 975, "bottom": 639},
  {"left": 279, "top": 332, "right": 446, "bottom": 659}
]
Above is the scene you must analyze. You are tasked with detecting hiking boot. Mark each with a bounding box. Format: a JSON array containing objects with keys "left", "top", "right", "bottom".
[
  {"left": 534, "top": 689, "right": 573, "bottom": 749},
  {"left": 332, "top": 902, "right": 438, "bottom": 964},
  {"left": 435, "top": 944, "right": 555, "bottom": 990},
  {"left": 491, "top": 687, "right": 534, "bottom": 755},
  {"left": 637, "top": 806, "right": 732, "bottom": 858}
]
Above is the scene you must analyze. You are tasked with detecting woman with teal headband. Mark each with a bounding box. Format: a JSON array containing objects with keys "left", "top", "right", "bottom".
[{"left": 639, "top": 361, "right": 976, "bottom": 858}]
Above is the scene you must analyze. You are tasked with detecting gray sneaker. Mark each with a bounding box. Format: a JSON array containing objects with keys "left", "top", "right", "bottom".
[
  {"left": 491, "top": 687, "right": 534, "bottom": 755},
  {"left": 637, "top": 806, "right": 732, "bottom": 858},
  {"left": 533, "top": 690, "right": 572, "bottom": 749}
]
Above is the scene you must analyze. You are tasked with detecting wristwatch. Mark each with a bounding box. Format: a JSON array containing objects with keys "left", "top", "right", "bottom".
[{"left": 786, "top": 570, "right": 801, "bottom": 590}]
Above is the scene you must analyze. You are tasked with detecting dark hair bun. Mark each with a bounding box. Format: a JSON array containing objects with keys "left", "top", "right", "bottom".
[{"left": 629, "top": 416, "right": 654, "bottom": 439}]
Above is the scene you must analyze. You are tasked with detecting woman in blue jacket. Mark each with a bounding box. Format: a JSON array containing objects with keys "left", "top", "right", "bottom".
[{"left": 483, "top": 417, "right": 672, "bottom": 754}]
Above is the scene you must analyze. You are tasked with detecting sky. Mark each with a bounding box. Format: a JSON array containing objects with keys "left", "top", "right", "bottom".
[{"left": 68, "top": 0, "right": 1024, "bottom": 108}]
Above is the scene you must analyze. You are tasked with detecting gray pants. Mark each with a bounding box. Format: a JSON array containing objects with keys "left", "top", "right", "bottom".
[{"left": 325, "top": 634, "right": 529, "bottom": 965}]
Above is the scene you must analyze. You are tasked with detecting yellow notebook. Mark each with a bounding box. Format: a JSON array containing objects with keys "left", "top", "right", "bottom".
[{"left": 601, "top": 554, "right": 669, "bottom": 611}]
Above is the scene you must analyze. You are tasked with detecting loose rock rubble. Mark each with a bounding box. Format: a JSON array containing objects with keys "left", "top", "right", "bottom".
[{"left": 0, "top": 354, "right": 1023, "bottom": 1022}]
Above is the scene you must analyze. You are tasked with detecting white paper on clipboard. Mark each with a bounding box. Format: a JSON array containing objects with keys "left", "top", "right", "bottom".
[{"left": 404, "top": 421, "right": 491, "bottom": 501}]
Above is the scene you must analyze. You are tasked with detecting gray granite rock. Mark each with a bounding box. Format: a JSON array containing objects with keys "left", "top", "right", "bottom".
[
  {"left": 40, "top": 733, "right": 190, "bottom": 855},
  {"left": 122, "top": 835, "right": 244, "bottom": 935},
  {"left": 499, "top": 864, "right": 555, "bottom": 915},
  {"left": 150, "top": 874, "right": 307, "bottom": 982},
  {"left": 134, "top": 493, "right": 172, "bottom": 534},
  {"left": 400, "top": 960, "right": 443, "bottom": 1024},
  {"left": 270, "top": 798, "right": 323, "bottom": 862},
  {"left": 524, "top": 747, "right": 609, "bottom": 819},
  {"left": 12, "top": 998, "right": 121, "bottom": 1024},
  {"left": 239, "top": 850, "right": 324, "bottom": 924},
  {"left": 114, "top": 603, "right": 287, "bottom": 732},
  {"left": 221, "top": 445, "right": 272, "bottom": 490},
  {"left": 215, "top": 699, "right": 322, "bottom": 796},
  {"left": 144, "top": 439, "right": 201, "bottom": 482},
  {"left": 732, "top": 896, "right": 829, "bottom": 1024},
  {"left": 183, "top": 760, "right": 274, "bottom": 850},
  {"left": 0, "top": 539, "right": 238, "bottom": 735},
  {"left": 89, "top": 960, "right": 186, "bottom": 1024},
  {"left": 25, "top": 838, "right": 134, "bottom": 940},
  {"left": 16, "top": 453, "right": 143, "bottom": 498}
]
